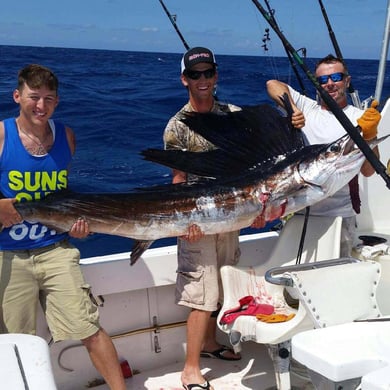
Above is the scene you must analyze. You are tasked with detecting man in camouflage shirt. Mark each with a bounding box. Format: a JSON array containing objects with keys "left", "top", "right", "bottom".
[{"left": 163, "top": 47, "right": 242, "bottom": 390}]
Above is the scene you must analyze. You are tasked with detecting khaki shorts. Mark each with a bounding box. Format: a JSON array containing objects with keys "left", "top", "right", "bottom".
[
  {"left": 175, "top": 231, "right": 240, "bottom": 312},
  {"left": 0, "top": 240, "right": 100, "bottom": 342}
]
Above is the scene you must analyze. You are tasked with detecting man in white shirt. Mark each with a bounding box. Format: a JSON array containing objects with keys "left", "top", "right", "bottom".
[{"left": 267, "top": 54, "right": 380, "bottom": 256}]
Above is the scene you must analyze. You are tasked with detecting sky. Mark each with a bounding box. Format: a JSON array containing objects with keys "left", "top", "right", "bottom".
[{"left": 0, "top": 0, "right": 388, "bottom": 60}]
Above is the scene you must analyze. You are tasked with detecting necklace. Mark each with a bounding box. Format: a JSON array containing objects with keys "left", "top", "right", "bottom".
[{"left": 17, "top": 122, "right": 52, "bottom": 155}]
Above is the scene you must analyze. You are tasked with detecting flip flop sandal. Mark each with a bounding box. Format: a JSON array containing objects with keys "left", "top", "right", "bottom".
[
  {"left": 200, "top": 345, "right": 241, "bottom": 361},
  {"left": 183, "top": 381, "right": 211, "bottom": 389}
]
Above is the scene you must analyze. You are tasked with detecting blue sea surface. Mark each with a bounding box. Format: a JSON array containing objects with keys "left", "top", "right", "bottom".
[{"left": 0, "top": 45, "right": 388, "bottom": 257}]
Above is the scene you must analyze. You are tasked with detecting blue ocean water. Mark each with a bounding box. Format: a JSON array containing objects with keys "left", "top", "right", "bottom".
[{"left": 0, "top": 45, "right": 388, "bottom": 257}]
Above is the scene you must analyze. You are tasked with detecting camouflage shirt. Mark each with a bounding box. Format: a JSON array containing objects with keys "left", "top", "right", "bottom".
[
  {"left": 164, "top": 100, "right": 241, "bottom": 152},
  {"left": 163, "top": 101, "right": 241, "bottom": 181}
]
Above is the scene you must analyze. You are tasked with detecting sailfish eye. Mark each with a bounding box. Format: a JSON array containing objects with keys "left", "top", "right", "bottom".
[{"left": 329, "top": 144, "right": 341, "bottom": 153}]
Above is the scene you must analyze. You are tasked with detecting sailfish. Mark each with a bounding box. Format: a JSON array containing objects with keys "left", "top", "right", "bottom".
[{"left": 7, "top": 97, "right": 385, "bottom": 265}]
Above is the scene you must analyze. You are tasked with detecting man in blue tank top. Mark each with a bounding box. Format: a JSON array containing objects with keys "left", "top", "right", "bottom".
[{"left": 0, "top": 64, "right": 126, "bottom": 390}]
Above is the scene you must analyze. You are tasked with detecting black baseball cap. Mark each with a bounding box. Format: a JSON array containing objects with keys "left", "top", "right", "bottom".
[{"left": 181, "top": 47, "right": 217, "bottom": 73}]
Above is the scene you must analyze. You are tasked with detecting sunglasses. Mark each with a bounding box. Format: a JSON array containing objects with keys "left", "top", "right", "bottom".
[
  {"left": 185, "top": 68, "right": 216, "bottom": 80},
  {"left": 316, "top": 72, "right": 345, "bottom": 84}
]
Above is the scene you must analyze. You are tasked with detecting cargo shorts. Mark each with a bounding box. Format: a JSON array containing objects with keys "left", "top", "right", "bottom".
[
  {"left": 0, "top": 240, "right": 100, "bottom": 342},
  {"left": 175, "top": 231, "right": 240, "bottom": 312}
]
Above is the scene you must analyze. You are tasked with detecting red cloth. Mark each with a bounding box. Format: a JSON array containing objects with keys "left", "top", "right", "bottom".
[{"left": 220, "top": 295, "right": 274, "bottom": 325}]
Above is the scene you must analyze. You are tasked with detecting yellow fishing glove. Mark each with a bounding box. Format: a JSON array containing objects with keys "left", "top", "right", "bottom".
[{"left": 357, "top": 100, "right": 381, "bottom": 140}]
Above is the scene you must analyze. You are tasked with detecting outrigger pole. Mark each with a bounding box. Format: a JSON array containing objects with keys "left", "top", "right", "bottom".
[
  {"left": 317, "top": 0, "right": 362, "bottom": 108},
  {"left": 251, "top": 0, "right": 390, "bottom": 189},
  {"left": 158, "top": 0, "right": 190, "bottom": 50},
  {"left": 374, "top": 0, "right": 390, "bottom": 103}
]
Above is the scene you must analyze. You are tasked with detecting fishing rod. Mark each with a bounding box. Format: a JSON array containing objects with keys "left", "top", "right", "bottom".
[
  {"left": 158, "top": 0, "right": 190, "bottom": 50},
  {"left": 158, "top": 0, "right": 220, "bottom": 99},
  {"left": 264, "top": 0, "right": 307, "bottom": 96},
  {"left": 251, "top": 0, "right": 390, "bottom": 189},
  {"left": 317, "top": 0, "right": 362, "bottom": 108}
]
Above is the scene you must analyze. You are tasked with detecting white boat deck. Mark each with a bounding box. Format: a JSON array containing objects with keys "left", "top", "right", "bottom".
[{"left": 92, "top": 342, "right": 313, "bottom": 390}]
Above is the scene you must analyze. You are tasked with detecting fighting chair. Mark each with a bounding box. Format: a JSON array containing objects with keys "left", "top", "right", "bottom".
[{"left": 288, "top": 259, "right": 384, "bottom": 390}]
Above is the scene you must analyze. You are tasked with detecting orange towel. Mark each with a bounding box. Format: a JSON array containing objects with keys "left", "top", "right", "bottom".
[{"left": 256, "top": 313, "right": 295, "bottom": 323}]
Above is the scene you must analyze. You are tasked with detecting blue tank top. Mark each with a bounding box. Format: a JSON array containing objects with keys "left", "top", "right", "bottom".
[{"left": 0, "top": 118, "right": 72, "bottom": 250}]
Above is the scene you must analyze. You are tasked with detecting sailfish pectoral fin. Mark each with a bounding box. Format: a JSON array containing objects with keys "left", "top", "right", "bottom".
[{"left": 130, "top": 239, "right": 155, "bottom": 266}]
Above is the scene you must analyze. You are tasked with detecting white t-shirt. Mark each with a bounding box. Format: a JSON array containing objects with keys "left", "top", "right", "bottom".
[{"left": 289, "top": 86, "right": 364, "bottom": 217}]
